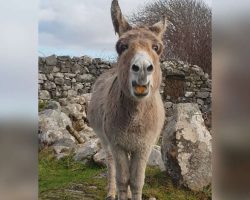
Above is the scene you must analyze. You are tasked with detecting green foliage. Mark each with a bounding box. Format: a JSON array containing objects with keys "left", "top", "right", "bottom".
[
  {"left": 39, "top": 149, "right": 211, "bottom": 200},
  {"left": 39, "top": 100, "right": 48, "bottom": 112}
]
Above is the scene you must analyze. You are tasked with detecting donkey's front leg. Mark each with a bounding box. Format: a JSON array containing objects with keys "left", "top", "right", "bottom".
[
  {"left": 106, "top": 150, "right": 116, "bottom": 200},
  {"left": 112, "top": 146, "right": 130, "bottom": 200},
  {"left": 129, "top": 150, "right": 151, "bottom": 200}
]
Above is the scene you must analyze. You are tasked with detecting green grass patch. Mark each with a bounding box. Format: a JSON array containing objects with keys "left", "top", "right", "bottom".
[
  {"left": 39, "top": 100, "right": 49, "bottom": 112},
  {"left": 39, "top": 149, "right": 211, "bottom": 200}
]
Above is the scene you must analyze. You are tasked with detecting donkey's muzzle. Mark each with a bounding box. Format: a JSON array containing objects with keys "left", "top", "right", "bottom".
[{"left": 132, "top": 80, "right": 149, "bottom": 97}]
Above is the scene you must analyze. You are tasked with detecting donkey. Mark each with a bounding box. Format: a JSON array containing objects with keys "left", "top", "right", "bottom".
[{"left": 87, "top": 0, "right": 168, "bottom": 199}]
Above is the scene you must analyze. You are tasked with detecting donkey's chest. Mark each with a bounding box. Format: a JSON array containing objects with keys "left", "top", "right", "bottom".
[
  {"left": 106, "top": 109, "right": 161, "bottom": 151},
  {"left": 113, "top": 123, "right": 154, "bottom": 151}
]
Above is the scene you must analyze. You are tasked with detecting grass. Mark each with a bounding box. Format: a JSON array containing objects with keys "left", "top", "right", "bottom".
[
  {"left": 39, "top": 149, "right": 211, "bottom": 200},
  {"left": 39, "top": 100, "right": 49, "bottom": 112}
]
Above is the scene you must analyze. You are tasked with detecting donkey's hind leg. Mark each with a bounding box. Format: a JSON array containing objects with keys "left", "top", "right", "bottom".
[{"left": 105, "top": 148, "right": 116, "bottom": 200}]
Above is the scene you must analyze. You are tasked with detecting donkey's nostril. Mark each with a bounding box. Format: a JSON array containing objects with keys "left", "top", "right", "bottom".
[
  {"left": 132, "top": 64, "right": 140, "bottom": 72},
  {"left": 147, "top": 65, "right": 153, "bottom": 72}
]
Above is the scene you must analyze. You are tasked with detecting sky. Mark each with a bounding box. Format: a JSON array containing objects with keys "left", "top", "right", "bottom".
[{"left": 39, "top": 0, "right": 212, "bottom": 60}]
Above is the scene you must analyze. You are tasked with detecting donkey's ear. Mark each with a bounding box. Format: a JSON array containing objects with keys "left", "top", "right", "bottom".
[
  {"left": 111, "top": 0, "right": 132, "bottom": 36},
  {"left": 149, "top": 17, "right": 170, "bottom": 38}
]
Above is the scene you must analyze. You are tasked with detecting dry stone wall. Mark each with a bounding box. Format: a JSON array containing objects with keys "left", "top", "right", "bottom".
[
  {"left": 39, "top": 55, "right": 113, "bottom": 100},
  {"left": 39, "top": 55, "right": 211, "bottom": 127}
]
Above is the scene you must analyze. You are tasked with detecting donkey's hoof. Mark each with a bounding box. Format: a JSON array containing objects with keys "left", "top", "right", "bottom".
[{"left": 106, "top": 196, "right": 115, "bottom": 200}]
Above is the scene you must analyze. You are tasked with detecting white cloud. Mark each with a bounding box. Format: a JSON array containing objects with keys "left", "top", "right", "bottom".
[
  {"left": 39, "top": 0, "right": 151, "bottom": 57},
  {"left": 39, "top": 0, "right": 212, "bottom": 58}
]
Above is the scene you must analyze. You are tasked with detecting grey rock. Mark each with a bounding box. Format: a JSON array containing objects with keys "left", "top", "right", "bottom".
[
  {"left": 65, "top": 73, "right": 76, "bottom": 79},
  {"left": 42, "top": 65, "right": 54, "bottom": 73},
  {"left": 55, "top": 89, "right": 62, "bottom": 97},
  {"left": 74, "top": 139, "right": 101, "bottom": 161},
  {"left": 82, "top": 93, "right": 92, "bottom": 106},
  {"left": 81, "top": 56, "right": 92, "bottom": 65},
  {"left": 78, "top": 96, "right": 86, "bottom": 105},
  {"left": 74, "top": 83, "right": 83, "bottom": 90},
  {"left": 79, "top": 128, "right": 96, "bottom": 141},
  {"left": 52, "top": 138, "right": 76, "bottom": 159},
  {"left": 197, "top": 99, "right": 204, "bottom": 106},
  {"left": 53, "top": 146, "right": 72, "bottom": 159},
  {"left": 39, "top": 109, "right": 75, "bottom": 147},
  {"left": 164, "top": 102, "right": 173, "bottom": 109},
  {"left": 71, "top": 63, "right": 81, "bottom": 74},
  {"left": 39, "top": 90, "right": 50, "bottom": 100},
  {"left": 76, "top": 74, "right": 95, "bottom": 83},
  {"left": 62, "top": 103, "right": 84, "bottom": 120},
  {"left": 46, "top": 74, "right": 54, "bottom": 81},
  {"left": 39, "top": 74, "right": 47, "bottom": 81},
  {"left": 64, "top": 79, "right": 71, "bottom": 86},
  {"left": 62, "top": 85, "right": 71, "bottom": 91},
  {"left": 52, "top": 66, "right": 60, "bottom": 73},
  {"left": 44, "top": 100, "right": 61, "bottom": 111},
  {"left": 62, "top": 91, "right": 68, "bottom": 98},
  {"left": 54, "top": 72, "right": 64, "bottom": 78},
  {"left": 53, "top": 138, "right": 76, "bottom": 147},
  {"left": 60, "top": 61, "right": 72, "bottom": 72},
  {"left": 161, "top": 103, "right": 212, "bottom": 191},
  {"left": 185, "top": 91, "right": 195, "bottom": 98},
  {"left": 44, "top": 82, "right": 56, "bottom": 90},
  {"left": 54, "top": 78, "right": 64, "bottom": 85},
  {"left": 45, "top": 55, "right": 57, "bottom": 66},
  {"left": 68, "top": 90, "right": 77, "bottom": 97},
  {"left": 93, "top": 149, "right": 106, "bottom": 166},
  {"left": 92, "top": 58, "right": 101, "bottom": 64},
  {"left": 59, "top": 98, "right": 68, "bottom": 106},
  {"left": 147, "top": 145, "right": 166, "bottom": 171},
  {"left": 57, "top": 56, "right": 70, "bottom": 61},
  {"left": 196, "top": 92, "right": 210, "bottom": 99}
]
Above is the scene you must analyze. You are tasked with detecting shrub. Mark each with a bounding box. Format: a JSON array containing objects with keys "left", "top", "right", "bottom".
[{"left": 129, "top": 0, "right": 212, "bottom": 75}]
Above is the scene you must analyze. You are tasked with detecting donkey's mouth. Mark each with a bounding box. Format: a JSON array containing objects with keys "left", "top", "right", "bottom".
[{"left": 132, "top": 81, "right": 149, "bottom": 97}]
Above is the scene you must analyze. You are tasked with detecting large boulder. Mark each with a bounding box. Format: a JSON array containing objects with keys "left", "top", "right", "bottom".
[
  {"left": 74, "top": 138, "right": 101, "bottom": 162},
  {"left": 161, "top": 103, "right": 212, "bottom": 191},
  {"left": 39, "top": 109, "right": 75, "bottom": 148},
  {"left": 52, "top": 138, "right": 77, "bottom": 159},
  {"left": 93, "top": 148, "right": 106, "bottom": 166}
]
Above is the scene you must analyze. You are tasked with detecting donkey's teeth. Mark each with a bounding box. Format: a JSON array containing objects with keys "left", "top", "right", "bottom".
[{"left": 135, "top": 86, "right": 146, "bottom": 94}]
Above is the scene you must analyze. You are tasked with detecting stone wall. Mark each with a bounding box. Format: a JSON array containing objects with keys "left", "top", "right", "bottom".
[
  {"left": 160, "top": 60, "right": 211, "bottom": 129},
  {"left": 39, "top": 55, "right": 113, "bottom": 100},
  {"left": 39, "top": 55, "right": 211, "bottom": 127}
]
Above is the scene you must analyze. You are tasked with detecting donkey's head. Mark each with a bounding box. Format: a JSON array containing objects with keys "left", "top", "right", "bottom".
[{"left": 111, "top": 0, "right": 168, "bottom": 100}]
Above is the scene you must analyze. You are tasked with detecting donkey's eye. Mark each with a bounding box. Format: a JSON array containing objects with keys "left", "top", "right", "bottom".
[
  {"left": 116, "top": 42, "right": 128, "bottom": 55},
  {"left": 120, "top": 44, "right": 128, "bottom": 52},
  {"left": 152, "top": 44, "right": 159, "bottom": 52}
]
